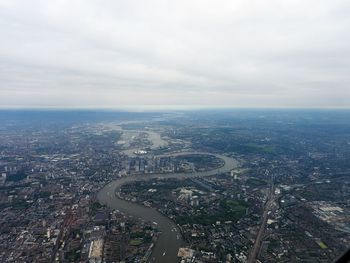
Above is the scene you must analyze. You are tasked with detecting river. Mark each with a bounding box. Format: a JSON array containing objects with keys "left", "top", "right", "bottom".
[{"left": 97, "top": 152, "right": 238, "bottom": 263}]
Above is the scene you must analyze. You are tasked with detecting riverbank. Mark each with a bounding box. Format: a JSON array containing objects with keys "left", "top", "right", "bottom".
[{"left": 97, "top": 152, "right": 238, "bottom": 263}]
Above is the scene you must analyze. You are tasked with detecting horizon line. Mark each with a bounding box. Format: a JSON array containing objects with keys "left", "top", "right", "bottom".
[{"left": 0, "top": 105, "right": 349, "bottom": 112}]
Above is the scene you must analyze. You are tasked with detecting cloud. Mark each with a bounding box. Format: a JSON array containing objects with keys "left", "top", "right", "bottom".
[{"left": 0, "top": 0, "right": 349, "bottom": 108}]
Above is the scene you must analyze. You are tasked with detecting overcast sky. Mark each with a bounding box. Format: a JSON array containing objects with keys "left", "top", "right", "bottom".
[{"left": 0, "top": 0, "right": 349, "bottom": 109}]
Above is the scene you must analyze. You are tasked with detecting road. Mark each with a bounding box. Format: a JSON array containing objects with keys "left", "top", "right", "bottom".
[{"left": 247, "top": 180, "right": 275, "bottom": 263}]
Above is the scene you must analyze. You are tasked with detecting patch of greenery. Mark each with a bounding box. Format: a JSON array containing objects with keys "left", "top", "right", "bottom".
[
  {"left": 130, "top": 231, "right": 145, "bottom": 238},
  {"left": 130, "top": 238, "right": 143, "bottom": 246},
  {"left": 243, "top": 143, "right": 277, "bottom": 154},
  {"left": 66, "top": 250, "right": 81, "bottom": 261},
  {"left": 246, "top": 178, "right": 267, "bottom": 187},
  {"left": 175, "top": 154, "right": 223, "bottom": 170},
  {"left": 7, "top": 172, "right": 26, "bottom": 182},
  {"left": 11, "top": 200, "right": 30, "bottom": 210},
  {"left": 143, "top": 235, "right": 152, "bottom": 243},
  {"left": 91, "top": 202, "right": 103, "bottom": 212},
  {"left": 220, "top": 199, "right": 247, "bottom": 211},
  {"left": 37, "top": 191, "right": 51, "bottom": 198},
  {"left": 317, "top": 241, "right": 328, "bottom": 249},
  {"left": 177, "top": 199, "right": 248, "bottom": 225}
]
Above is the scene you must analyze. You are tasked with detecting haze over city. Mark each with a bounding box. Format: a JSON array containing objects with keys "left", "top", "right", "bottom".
[
  {"left": 1, "top": 1, "right": 350, "bottom": 262},
  {"left": 1, "top": 0, "right": 350, "bottom": 109}
]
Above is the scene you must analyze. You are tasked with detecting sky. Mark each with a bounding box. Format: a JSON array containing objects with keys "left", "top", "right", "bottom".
[{"left": 0, "top": 0, "right": 349, "bottom": 109}]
